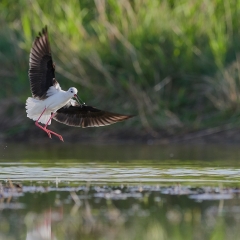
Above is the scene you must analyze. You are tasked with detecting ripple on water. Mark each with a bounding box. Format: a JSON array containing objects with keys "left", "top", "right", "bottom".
[{"left": 0, "top": 163, "right": 240, "bottom": 184}]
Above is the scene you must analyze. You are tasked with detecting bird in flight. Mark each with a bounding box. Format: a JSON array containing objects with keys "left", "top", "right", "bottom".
[{"left": 26, "top": 26, "right": 133, "bottom": 141}]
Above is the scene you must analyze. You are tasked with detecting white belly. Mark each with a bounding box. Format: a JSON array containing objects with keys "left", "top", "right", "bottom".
[
  {"left": 44, "top": 92, "right": 71, "bottom": 112},
  {"left": 26, "top": 91, "right": 73, "bottom": 125}
]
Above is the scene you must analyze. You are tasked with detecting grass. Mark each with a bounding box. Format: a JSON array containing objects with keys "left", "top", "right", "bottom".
[{"left": 1, "top": 0, "right": 240, "bottom": 137}]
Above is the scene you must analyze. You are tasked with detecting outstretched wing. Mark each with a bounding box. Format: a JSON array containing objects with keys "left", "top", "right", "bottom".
[
  {"left": 54, "top": 103, "right": 134, "bottom": 128},
  {"left": 28, "top": 26, "right": 59, "bottom": 99}
]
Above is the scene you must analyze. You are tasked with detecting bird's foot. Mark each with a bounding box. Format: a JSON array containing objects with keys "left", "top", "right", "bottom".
[
  {"left": 35, "top": 122, "right": 64, "bottom": 141},
  {"left": 46, "top": 129, "right": 64, "bottom": 142},
  {"left": 45, "top": 129, "right": 52, "bottom": 139}
]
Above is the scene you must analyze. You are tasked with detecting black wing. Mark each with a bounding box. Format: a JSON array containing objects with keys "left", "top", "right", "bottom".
[
  {"left": 28, "top": 26, "right": 58, "bottom": 99},
  {"left": 54, "top": 104, "right": 134, "bottom": 128}
]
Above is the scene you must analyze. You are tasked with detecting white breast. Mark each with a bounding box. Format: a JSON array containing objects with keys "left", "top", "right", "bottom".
[{"left": 44, "top": 91, "right": 72, "bottom": 112}]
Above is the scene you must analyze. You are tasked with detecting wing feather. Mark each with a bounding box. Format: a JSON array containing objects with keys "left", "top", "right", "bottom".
[
  {"left": 28, "top": 26, "right": 59, "bottom": 99},
  {"left": 53, "top": 104, "right": 133, "bottom": 128}
]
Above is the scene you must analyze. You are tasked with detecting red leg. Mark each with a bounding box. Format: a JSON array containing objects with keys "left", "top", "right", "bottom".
[
  {"left": 35, "top": 109, "right": 64, "bottom": 142},
  {"left": 35, "top": 121, "right": 52, "bottom": 139},
  {"left": 44, "top": 113, "right": 64, "bottom": 141},
  {"left": 44, "top": 112, "right": 55, "bottom": 127},
  {"left": 35, "top": 108, "right": 51, "bottom": 138}
]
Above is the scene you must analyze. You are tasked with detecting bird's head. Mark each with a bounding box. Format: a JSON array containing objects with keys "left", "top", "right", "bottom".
[
  {"left": 68, "top": 87, "right": 81, "bottom": 104},
  {"left": 68, "top": 87, "right": 78, "bottom": 96}
]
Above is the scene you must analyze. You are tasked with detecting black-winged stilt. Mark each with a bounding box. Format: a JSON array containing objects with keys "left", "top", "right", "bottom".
[{"left": 26, "top": 27, "right": 133, "bottom": 141}]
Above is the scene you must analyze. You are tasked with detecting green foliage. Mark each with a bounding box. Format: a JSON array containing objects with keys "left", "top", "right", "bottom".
[{"left": 1, "top": 0, "right": 240, "bottom": 132}]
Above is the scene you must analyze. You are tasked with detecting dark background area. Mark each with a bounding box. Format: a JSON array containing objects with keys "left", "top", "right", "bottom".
[{"left": 1, "top": 0, "right": 240, "bottom": 143}]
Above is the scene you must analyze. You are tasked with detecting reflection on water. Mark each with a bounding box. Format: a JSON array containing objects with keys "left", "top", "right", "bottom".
[
  {"left": 1, "top": 185, "right": 240, "bottom": 239},
  {"left": 0, "top": 143, "right": 240, "bottom": 239}
]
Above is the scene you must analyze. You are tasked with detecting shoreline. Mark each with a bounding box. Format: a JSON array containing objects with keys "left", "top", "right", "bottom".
[{"left": 3, "top": 125, "right": 240, "bottom": 145}]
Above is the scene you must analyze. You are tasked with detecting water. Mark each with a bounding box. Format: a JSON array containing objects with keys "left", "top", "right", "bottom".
[{"left": 0, "top": 143, "right": 240, "bottom": 239}]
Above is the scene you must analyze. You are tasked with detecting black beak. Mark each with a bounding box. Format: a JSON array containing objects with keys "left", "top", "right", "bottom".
[
  {"left": 74, "top": 94, "right": 81, "bottom": 104},
  {"left": 74, "top": 94, "right": 85, "bottom": 105}
]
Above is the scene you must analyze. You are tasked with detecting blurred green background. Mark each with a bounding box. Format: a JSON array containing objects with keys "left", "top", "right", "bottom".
[{"left": 1, "top": 0, "right": 240, "bottom": 142}]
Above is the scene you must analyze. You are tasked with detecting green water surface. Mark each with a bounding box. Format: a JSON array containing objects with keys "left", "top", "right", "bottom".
[{"left": 0, "top": 143, "right": 239, "bottom": 240}]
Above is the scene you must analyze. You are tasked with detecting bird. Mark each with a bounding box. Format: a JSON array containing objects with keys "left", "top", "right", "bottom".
[{"left": 26, "top": 26, "right": 133, "bottom": 142}]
